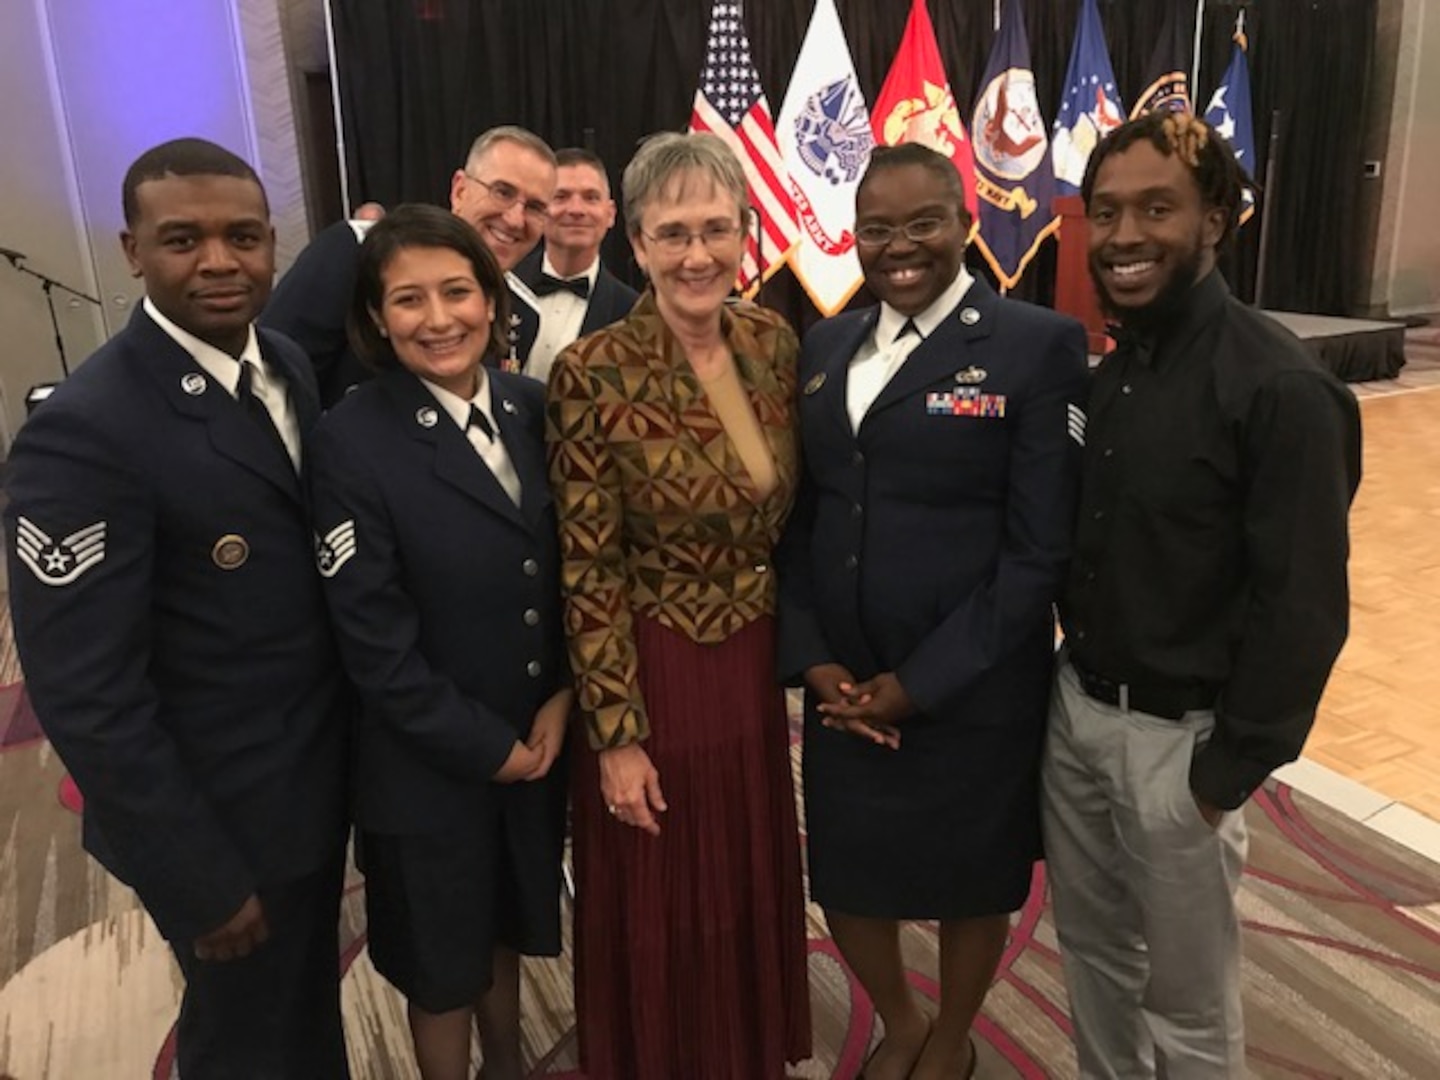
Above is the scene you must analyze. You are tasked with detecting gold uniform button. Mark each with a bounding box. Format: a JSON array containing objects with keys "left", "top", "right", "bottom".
[{"left": 211, "top": 534, "right": 250, "bottom": 570}]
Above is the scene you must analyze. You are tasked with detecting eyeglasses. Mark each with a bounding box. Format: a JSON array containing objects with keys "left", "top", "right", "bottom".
[
  {"left": 641, "top": 223, "right": 745, "bottom": 256},
  {"left": 854, "top": 216, "right": 952, "bottom": 248},
  {"left": 464, "top": 173, "right": 550, "bottom": 222}
]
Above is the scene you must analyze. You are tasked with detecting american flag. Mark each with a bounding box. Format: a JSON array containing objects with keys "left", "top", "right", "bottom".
[{"left": 688, "top": 0, "right": 798, "bottom": 293}]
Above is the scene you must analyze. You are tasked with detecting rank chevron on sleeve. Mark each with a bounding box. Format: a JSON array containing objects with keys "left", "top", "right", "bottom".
[
  {"left": 15, "top": 517, "right": 107, "bottom": 586},
  {"left": 315, "top": 519, "right": 357, "bottom": 578}
]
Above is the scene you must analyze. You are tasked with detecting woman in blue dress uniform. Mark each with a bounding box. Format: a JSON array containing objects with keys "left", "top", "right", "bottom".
[{"left": 308, "top": 204, "right": 570, "bottom": 1080}]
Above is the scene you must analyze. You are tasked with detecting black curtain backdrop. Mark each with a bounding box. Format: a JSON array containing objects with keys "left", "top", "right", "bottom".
[{"left": 332, "top": 0, "right": 1376, "bottom": 323}]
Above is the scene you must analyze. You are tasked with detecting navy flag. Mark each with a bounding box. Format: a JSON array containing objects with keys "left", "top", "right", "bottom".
[
  {"left": 1052, "top": 0, "right": 1125, "bottom": 195},
  {"left": 970, "top": 0, "right": 1059, "bottom": 291},
  {"left": 1204, "top": 14, "right": 1258, "bottom": 225},
  {"left": 1131, "top": 1, "right": 1192, "bottom": 117}
]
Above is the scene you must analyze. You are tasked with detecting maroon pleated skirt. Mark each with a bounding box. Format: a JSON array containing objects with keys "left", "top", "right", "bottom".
[{"left": 570, "top": 615, "right": 812, "bottom": 1080}]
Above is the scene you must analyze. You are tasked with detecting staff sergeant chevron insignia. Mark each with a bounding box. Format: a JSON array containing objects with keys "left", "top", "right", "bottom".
[
  {"left": 15, "top": 517, "right": 107, "bottom": 586},
  {"left": 315, "top": 519, "right": 357, "bottom": 578}
]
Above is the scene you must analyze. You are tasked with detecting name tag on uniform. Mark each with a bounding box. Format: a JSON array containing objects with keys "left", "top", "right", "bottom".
[{"left": 926, "top": 388, "right": 1006, "bottom": 418}]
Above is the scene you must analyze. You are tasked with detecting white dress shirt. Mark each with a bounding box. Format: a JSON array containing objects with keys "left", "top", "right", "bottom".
[
  {"left": 422, "top": 372, "right": 523, "bottom": 505},
  {"left": 145, "top": 296, "right": 301, "bottom": 469},
  {"left": 844, "top": 267, "right": 975, "bottom": 433},
  {"left": 526, "top": 254, "right": 599, "bottom": 386}
]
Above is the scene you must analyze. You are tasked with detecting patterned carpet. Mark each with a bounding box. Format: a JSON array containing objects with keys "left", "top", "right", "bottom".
[{"left": 2, "top": 676, "right": 1440, "bottom": 1078}]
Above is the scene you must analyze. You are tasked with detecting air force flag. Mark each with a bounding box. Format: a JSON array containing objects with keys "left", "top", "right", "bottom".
[
  {"left": 1204, "top": 17, "right": 1258, "bottom": 226},
  {"left": 1052, "top": 0, "right": 1124, "bottom": 194}
]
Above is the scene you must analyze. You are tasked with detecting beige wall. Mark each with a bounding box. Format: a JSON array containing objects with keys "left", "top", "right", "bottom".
[
  {"left": 0, "top": 0, "right": 310, "bottom": 448},
  {"left": 1365, "top": 0, "right": 1440, "bottom": 317}
]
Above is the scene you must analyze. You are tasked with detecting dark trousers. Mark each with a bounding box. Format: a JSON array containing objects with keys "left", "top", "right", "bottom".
[{"left": 169, "top": 853, "right": 349, "bottom": 1079}]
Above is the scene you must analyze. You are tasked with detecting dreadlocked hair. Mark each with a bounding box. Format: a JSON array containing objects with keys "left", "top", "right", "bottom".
[{"left": 1080, "top": 111, "right": 1252, "bottom": 250}]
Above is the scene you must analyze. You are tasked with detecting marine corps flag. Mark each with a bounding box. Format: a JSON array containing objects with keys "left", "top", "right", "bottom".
[
  {"left": 1130, "top": 1, "right": 1192, "bottom": 117},
  {"left": 871, "top": 0, "right": 979, "bottom": 224},
  {"left": 1052, "top": 0, "right": 1125, "bottom": 194},
  {"left": 1203, "top": 13, "right": 1258, "bottom": 226},
  {"left": 777, "top": 0, "right": 875, "bottom": 315},
  {"left": 969, "top": 0, "right": 1058, "bottom": 291},
  {"left": 689, "top": 1, "right": 799, "bottom": 293}
]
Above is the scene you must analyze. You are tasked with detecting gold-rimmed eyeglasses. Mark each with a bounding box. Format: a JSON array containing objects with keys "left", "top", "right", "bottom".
[
  {"left": 464, "top": 172, "right": 550, "bottom": 221},
  {"left": 640, "top": 222, "right": 745, "bottom": 256}
]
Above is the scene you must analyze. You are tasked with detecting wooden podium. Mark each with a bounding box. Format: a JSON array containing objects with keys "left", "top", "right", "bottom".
[{"left": 1052, "top": 194, "right": 1110, "bottom": 355}]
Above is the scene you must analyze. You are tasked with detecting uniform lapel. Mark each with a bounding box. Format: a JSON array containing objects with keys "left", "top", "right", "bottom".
[
  {"left": 134, "top": 308, "right": 302, "bottom": 503},
  {"left": 383, "top": 371, "right": 529, "bottom": 531},
  {"left": 865, "top": 281, "right": 998, "bottom": 421},
  {"left": 815, "top": 309, "right": 876, "bottom": 441},
  {"left": 490, "top": 378, "right": 550, "bottom": 531},
  {"left": 503, "top": 276, "right": 541, "bottom": 374}
]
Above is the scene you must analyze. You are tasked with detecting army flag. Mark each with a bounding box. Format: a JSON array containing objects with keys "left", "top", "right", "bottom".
[
  {"left": 871, "top": 0, "right": 979, "bottom": 224},
  {"left": 1131, "top": 1, "right": 1192, "bottom": 117},
  {"left": 689, "top": 1, "right": 798, "bottom": 293},
  {"left": 776, "top": 0, "right": 875, "bottom": 315},
  {"left": 1204, "top": 14, "right": 1258, "bottom": 226},
  {"left": 969, "top": 0, "right": 1059, "bottom": 291},
  {"left": 1051, "top": 0, "right": 1125, "bottom": 194}
]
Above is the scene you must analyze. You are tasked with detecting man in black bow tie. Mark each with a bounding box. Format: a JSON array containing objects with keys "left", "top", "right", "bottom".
[{"left": 514, "top": 148, "right": 638, "bottom": 384}]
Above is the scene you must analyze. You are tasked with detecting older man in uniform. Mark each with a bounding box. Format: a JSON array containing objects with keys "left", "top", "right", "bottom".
[{"left": 263, "top": 125, "right": 557, "bottom": 403}]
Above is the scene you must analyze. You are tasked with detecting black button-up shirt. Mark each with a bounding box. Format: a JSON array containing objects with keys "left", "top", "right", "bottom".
[{"left": 1062, "top": 272, "right": 1362, "bottom": 809}]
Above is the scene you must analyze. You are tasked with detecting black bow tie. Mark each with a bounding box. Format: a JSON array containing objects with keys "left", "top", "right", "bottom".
[{"left": 534, "top": 273, "right": 590, "bottom": 300}]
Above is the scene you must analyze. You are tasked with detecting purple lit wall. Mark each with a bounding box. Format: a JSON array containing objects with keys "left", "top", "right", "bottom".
[{"left": 43, "top": 0, "right": 258, "bottom": 335}]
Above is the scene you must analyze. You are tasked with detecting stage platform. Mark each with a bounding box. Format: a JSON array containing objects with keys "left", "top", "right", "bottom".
[{"left": 1262, "top": 310, "right": 1407, "bottom": 383}]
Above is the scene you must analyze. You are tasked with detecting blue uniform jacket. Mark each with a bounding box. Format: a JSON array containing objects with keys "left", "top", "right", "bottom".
[
  {"left": 306, "top": 367, "right": 565, "bottom": 834},
  {"left": 4, "top": 306, "right": 347, "bottom": 941},
  {"left": 777, "top": 280, "right": 1090, "bottom": 726}
]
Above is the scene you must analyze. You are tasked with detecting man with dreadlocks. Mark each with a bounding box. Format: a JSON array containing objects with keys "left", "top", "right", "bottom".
[{"left": 1041, "top": 112, "right": 1361, "bottom": 1077}]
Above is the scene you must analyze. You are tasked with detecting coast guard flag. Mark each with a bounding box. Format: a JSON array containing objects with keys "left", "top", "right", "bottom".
[
  {"left": 1131, "top": 1, "right": 1192, "bottom": 117},
  {"left": 1052, "top": 0, "right": 1125, "bottom": 194},
  {"left": 776, "top": 0, "right": 874, "bottom": 315},
  {"left": 689, "top": 0, "right": 798, "bottom": 293},
  {"left": 969, "top": 0, "right": 1059, "bottom": 291},
  {"left": 1204, "top": 15, "right": 1258, "bottom": 226},
  {"left": 871, "top": 0, "right": 979, "bottom": 225}
]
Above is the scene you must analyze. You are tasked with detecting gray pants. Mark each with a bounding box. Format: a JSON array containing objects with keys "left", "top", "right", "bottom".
[{"left": 1041, "top": 659, "right": 1249, "bottom": 1079}]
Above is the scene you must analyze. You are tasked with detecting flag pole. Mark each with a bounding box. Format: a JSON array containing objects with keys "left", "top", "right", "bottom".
[
  {"left": 1255, "top": 109, "right": 1281, "bottom": 306},
  {"left": 1191, "top": 0, "right": 1207, "bottom": 109}
]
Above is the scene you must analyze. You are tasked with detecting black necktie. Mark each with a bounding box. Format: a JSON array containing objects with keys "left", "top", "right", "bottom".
[
  {"left": 235, "top": 361, "right": 291, "bottom": 465},
  {"left": 533, "top": 273, "right": 591, "bottom": 300},
  {"left": 468, "top": 405, "right": 496, "bottom": 442},
  {"left": 893, "top": 319, "right": 920, "bottom": 344}
]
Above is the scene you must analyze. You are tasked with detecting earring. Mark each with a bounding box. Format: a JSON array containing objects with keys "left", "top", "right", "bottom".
[{"left": 379, "top": 327, "right": 389, "bottom": 338}]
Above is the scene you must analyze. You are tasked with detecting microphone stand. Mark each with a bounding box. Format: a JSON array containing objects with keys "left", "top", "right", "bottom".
[{"left": 2, "top": 251, "right": 103, "bottom": 378}]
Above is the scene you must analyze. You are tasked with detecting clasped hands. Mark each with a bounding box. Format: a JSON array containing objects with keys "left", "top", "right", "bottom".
[
  {"left": 806, "top": 663, "right": 914, "bottom": 750},
  {"left": 495, "top": 687, "right": 574, "bottom": 783}
]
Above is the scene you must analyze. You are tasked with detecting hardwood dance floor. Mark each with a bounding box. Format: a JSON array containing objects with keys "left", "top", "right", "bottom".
[{"left": 1307, "top": 328, "right": 1440, "bottom": 822}]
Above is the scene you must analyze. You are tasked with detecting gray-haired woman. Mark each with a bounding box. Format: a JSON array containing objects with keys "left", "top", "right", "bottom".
[{"left": 546, "top": 132, "right": 812, "bottom": 1079}]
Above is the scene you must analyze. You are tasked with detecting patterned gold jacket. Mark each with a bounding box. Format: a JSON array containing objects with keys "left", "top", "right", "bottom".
[{"left": 546, "top": 291, "right": 799, "bottom": 749}]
